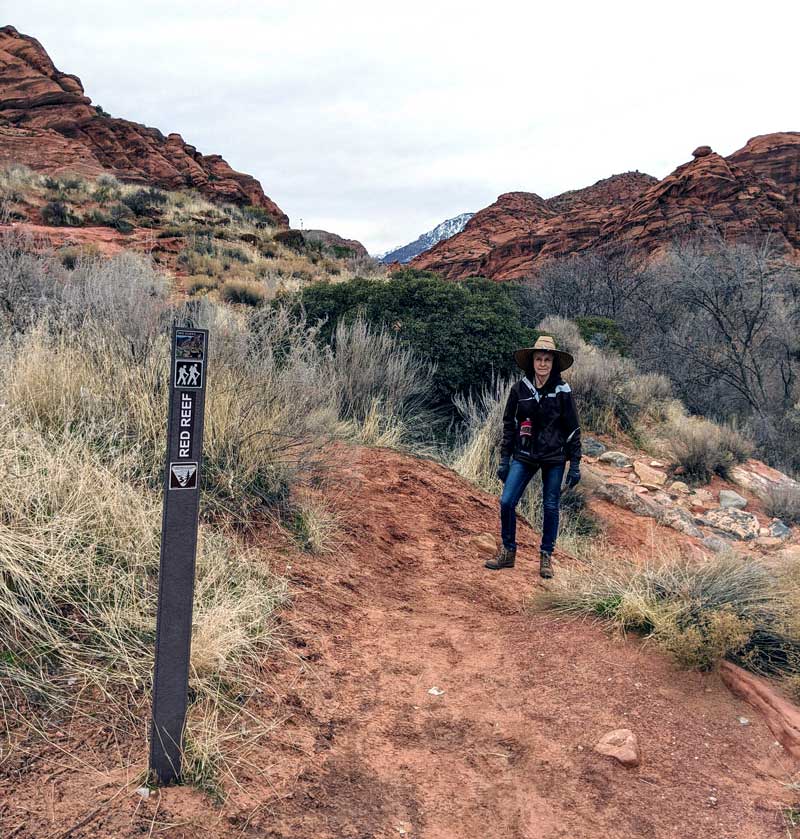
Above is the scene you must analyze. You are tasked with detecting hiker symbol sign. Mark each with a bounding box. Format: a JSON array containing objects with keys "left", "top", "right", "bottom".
[
  {"left": 150, "top": 326, "right": 209, "bottom": 785},
  {"left": 174, "top": 359, "right": 203, "bottom": 389}
]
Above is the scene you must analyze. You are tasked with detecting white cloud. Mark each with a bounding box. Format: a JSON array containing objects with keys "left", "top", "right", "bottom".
[{"left": 4, "top": 1, "right": 798, "bottom": 252}]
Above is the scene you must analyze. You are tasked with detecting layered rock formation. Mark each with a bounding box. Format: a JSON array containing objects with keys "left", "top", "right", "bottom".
[
  {"left": 412, "top": 134, "right": 800, "bottom": 280},
  {"left": 0, "top": 26, "right": 288, "bottom": 225}
]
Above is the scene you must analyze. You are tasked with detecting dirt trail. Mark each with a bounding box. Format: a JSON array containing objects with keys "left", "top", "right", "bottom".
[
  {"left": 3, "top": 444, "right": 797, "bottom": 838},
  {"left": 247, "top": 445, "right": 797, "bottom": 838}
]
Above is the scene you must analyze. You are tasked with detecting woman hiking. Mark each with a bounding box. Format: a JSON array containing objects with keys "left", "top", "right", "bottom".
[{"left": 485, "top": 335, "right": 582, "bottom": 579}]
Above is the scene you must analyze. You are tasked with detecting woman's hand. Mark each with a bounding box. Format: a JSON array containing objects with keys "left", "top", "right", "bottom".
[
  {"left": 497, "top": 456, "right": 510, "bottom": 482},
  {"left": 565, "top": 462, "right": 581, "bottom": 488}
]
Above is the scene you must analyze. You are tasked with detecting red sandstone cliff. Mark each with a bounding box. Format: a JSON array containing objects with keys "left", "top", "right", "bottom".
[
  {"left": 412, "top": 135, "right": 800, "bottom": 280},
  {"left": 0, "top": 26, "right": 289, "bottom": 225}
]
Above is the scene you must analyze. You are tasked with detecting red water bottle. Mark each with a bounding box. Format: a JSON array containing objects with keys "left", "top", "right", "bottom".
[{"left": 520, "top": 418, "right": 532, "bottom": 452}]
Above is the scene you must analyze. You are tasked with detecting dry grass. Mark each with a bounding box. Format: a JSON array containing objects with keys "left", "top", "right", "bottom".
[
  {"left": 664, "top": 414, "right": 753, "bottom": 484},
  {"left": 763, "top": 484, "right": 800, "bottom": 525},
  {"left": 532, "top": 548, "right": 800, "bottom": 675},
  {"left": 287, "top": 494, "right": 343, "bottom": 555}
]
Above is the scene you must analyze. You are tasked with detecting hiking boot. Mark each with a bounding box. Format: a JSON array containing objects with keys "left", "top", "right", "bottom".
[
  {"left": 485, "top": 547, "right": 516, "bottom": 570},
  {"left": 539, "top": 551, "right": 554, "bottom": 579}
]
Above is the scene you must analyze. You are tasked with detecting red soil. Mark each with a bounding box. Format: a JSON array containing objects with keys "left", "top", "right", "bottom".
[{"left": 1, "top": 445, "right": 797, "bottom": 838}]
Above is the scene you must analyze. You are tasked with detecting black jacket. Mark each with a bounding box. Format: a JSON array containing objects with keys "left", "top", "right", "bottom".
[{"left": 500, "top": 375, "right": 582, "bottom": 465}]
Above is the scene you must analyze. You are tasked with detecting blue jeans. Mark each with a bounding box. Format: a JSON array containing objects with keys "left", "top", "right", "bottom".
[{"left": 500, "top": 458, "right": 565, "bottom": 554}]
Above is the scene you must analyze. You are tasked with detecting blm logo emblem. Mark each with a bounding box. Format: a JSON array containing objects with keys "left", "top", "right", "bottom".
[
  {"left": 169, "top": 462, "right": 198, "bottom": 490},
  {"left": 174, "top": 360, "right": 204, "bottom": 389}
]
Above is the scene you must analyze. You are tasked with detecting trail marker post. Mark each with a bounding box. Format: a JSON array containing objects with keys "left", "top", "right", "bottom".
[{"left": 149, "top": 326, "right": 209, "bottom": 785}]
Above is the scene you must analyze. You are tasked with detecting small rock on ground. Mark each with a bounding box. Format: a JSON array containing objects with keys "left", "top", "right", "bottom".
[
  {"left": 719, "top": 490, "right": 747, "bottom": 509},
  {"left": 470, "top": 533, "right": 497, "bottom": 556},
  {"left": 598, "top": 451, "right": 632, "bottom": 468},
  {"left": 770, "top": 520, "right": 791, "bottom": 538},
  {"left": 594, "top": 729, "right": 640, "bottom": 767}
]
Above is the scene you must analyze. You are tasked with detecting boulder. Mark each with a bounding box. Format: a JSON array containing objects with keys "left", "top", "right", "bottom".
[
  {"left": 582, "top": 436, "right": 606, "bottom": 457},
  {"left": 770, "top": 520, "right": 791, "bottom": 539},
  {"left": 669, "top": 481, "right": 690, "bottom": 495},
  {"left": 595, "top": 482, "right": 664, "bottom": 518},
  {"left": 730, "top": 461, "right": 800, "bottom": 500},
  {"left": 633, "top": 461, "right": 667, "bottom": 488},
  {"left": 661, "top": 506, "right": 703, "bottom": 538},
  {"left": 700, "top": 508, "right": 761, "bottom": 540},
  {"left": 719, "top": 490, "right": 747, "bottom": 509},
  {"left": 594, "top": 729, "right": 640, "bottom": 767},
  {"left": 598, "top": 451, "right": 632, "bottom": 468}
]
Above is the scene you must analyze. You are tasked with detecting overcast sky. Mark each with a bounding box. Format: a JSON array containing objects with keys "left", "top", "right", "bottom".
[{"left": 5, "top": 1, "right": 799, "bottom": 254}]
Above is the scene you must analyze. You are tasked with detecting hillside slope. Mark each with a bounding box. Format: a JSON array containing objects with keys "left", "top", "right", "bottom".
[
  {"left": 0, "top": 26, "right": 288, "bottom": 225},
  {"left": 4, "top": 444, "right": 797, "bottom": 838}
]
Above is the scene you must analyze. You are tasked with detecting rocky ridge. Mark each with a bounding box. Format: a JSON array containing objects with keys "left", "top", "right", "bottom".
[
  {"left": 0, "top": 26, "right": 288, "bottom": 225},
  {"left": 411, "top": 135, "right": 800, "bottom": 280}
]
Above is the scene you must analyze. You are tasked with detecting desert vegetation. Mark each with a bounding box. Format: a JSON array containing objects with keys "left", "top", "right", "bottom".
[
  {"left": 0, "top": 164, "right": 386, "bottom": 295},
  {"left": 0, "top": 233, "right": 432, "bottom": 791}
]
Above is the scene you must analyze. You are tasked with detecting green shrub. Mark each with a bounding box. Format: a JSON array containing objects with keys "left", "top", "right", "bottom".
[
  {"left": 575, "top": 316, "right": 627, "bottom": 354},
  {"left": 287, "top": 274, "right": 534, "bottom": 407},
  {"left": 274, "top": 229, "right": 305, "bottom": 251},
  {"left": 121, "top": 187, "right": 168, "bottom": 217},
  {"left": 109, "top": 202, "right": 135, "bottom": 233},
  {"left": 41, "top": 200, "right": 80, "bottom": 226}
]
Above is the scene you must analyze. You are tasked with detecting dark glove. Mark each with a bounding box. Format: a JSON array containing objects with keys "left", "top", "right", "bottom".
[
  {"left": 565, "top": 462, "right": 581, "bottom": 489},
  {"left": 496, "top": 456, "right": 510, "bottom": 483}
]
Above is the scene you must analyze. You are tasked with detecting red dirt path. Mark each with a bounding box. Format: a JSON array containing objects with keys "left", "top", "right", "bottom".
[{"left": 2, "top": 444, "right": 797, "bottom": 838}]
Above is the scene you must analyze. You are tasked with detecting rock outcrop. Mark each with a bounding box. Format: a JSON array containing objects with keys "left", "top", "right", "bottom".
[
  {"left": 411, "top": 134, "right": 800, "bottom": 280},
  {"left": 0, "top": 26, "right": 288, "bottom": 225},
  {"left": 719, "top": 662, "right": 800, "bottom": 761},
  {"left": 301, "top": 229, "right": 369, "bottom": 258}
]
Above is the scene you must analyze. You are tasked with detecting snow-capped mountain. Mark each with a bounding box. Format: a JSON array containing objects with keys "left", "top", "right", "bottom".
[{"left": 379, "top": 212, "right": 474, "bottom": 264}]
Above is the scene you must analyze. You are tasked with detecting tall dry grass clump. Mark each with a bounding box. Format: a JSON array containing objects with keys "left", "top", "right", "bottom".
[
  {"left": 325, "top": 315, "right": 437, "bottom": 450},
  {"left": 663, "top": 414, "right": 753, "bottom": 484},
  {"left": 534, "top": 549, "right": 800, "bottom": 675},
  {"left": 763, "top": 483, "right": 800, "bottom": 525}
]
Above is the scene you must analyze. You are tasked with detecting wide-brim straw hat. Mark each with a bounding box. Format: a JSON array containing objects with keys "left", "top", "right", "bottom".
[{"left": 514, "top": 335, "right": 574, "bottom": 373}]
